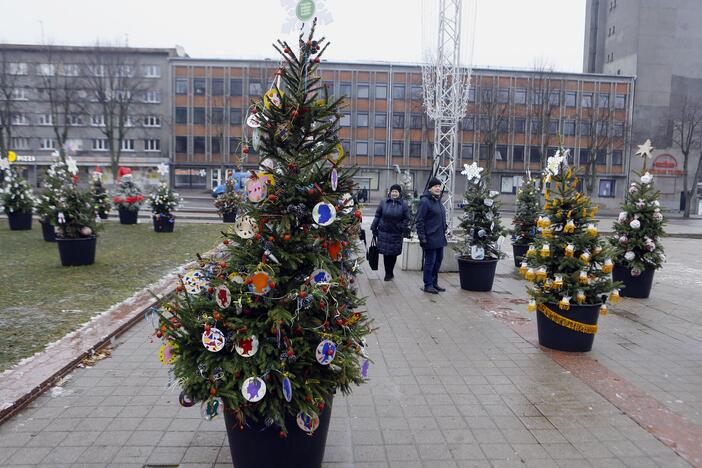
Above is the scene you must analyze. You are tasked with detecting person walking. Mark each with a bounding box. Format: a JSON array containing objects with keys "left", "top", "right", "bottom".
[
  {"left": 415, "top": 177, "right": 447, "bottom": 294},
  {"left": 370, "top": 184, "right": 410, "bottom": 281}
]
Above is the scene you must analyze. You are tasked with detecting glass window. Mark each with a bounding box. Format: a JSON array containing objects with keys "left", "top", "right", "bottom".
[
  {"left": 194, "top": 78, "right": 206, "bottom": 95},
  {"left": 212, "top": 78, "right": 224, "bottom": 96},
  {"left": 598, "top": 93, "right": 609, "bottom": 108},
  {"left": 392, "top": 141, "right": 404, "bottom": 156},
  {"left": 375, "top": 84, "right": 387, "bottom": 99},
  {"left": 549, "top": 119, "right": 560, "bottom": 135},
  {"left": 481, "top": 88, "right": 493, "bottom": 103},
  {"left": 339, "top": 82, "right": 352, "bottom": 97},
  {"left": 498, "top": 119, "right": 509, "bottom": 133},
  {"left": 496, "top": 145, "right": 508, "bottom": 161},
  {"left": 374, "top": 112, "right": 387, "bottom": 128},
  {"left": 230, "top": 108, "right": 242, "bottom": 125},
  {"left": 357, "top": 84, "right": 369, "bottom": 99},
  {"left": 356, "top": 112, "right": 369, "bottom": 127},
  {"left": 230, "top": 79, "right": 243, "bottom": 96},
  {"left": 392, "top": 112, "right": 405, "bottom": 129},
  {"left": 565, "top": 91, "right": 577, "bottom": 107},
  {"left": 513, "top": 118, "right": 526, "bottom": 134},
  {"left": 356, "top": 141, "right": 368, "bottom": 156},
  {"left": 392, "top": 84, "right": 405, "bottom": 100},
  {"left": 598, "top": 179, "right": 615, "bottom": 197},
  {"left": 145, "top": 139, "right": 161, "bottom": 151},
  {"left": 211, "top": 137, "right": 221, "bottom": 154},
  {"left": 121, "top": 139, "right": 135, "bottom": 151},
  {"left": 462, "top": 117, "right": 474, "bottom": 131},
  {"left": 501, "top": 176, "right": 520, "bottom": 194},
  {"left": 462, "top": 144, "right": 474, "bottom": 160},
  {"left": 581, "top": 92, "right": 593, "bottom": 108},
  {"left": 340, "top": 113, "right": 351, "bottom": 127},
  {"left": 532, "top": 90, "right": 543, "bottom": 105},
  {"left": 210, "top": 108, "right": 224, "bottom": 125},
  {"left": 374, "top": 142, "right": 386, "bottom": 156},
  {"left": 410, "top": 86, "right": 422, "bottom": 100},
  {"left": 468, "top": 86, "right": 476, "bottom": 102},
  {"left": 578, "top": 149, "right": 589, "bottom": 166},
  {"left": 409, "top": 141, "right": 422, "bottom": 158},
  {"left": 529, "top": 147, "right": 541, "bottom": 163},
  {"left": 193, "top": 136, "right": 206, "bottom": 153},
  {"left": 410, "top": 114, "right": 423, "bottom": 129},
  {"left": 613, "top": 122, "right": 624, "bottom": 137},
  {"left": 615, "top": 94, "right": 626, "bottom": 109},
  {"left": 530, "top": 120, "right": 541, "bottom": 134},
  {"left": 563, "top": 120, "right": 576, "bottom": 136},
  {"left": 514, "top": 89, "right": 526, "bottom": 105},
  {"left": 612, "top": 150, "right": 623, "bottom": 166},
  {"left": 596, "top": 149, "right": 607, "bottom": 164},
  {"left": 513, "top": 146, "right": 525, "bottom": 162},
  {"left": 175, "top": 136, "right": 188, "bottom": 153},
  {"left": 175, "top": 78, "right": 188, "bottom": 95},
  {"left": 249, "top": 81, "right": 262, "bottom": 96},
  {"left": 497, "top": 88, "right": 510, "bottom": 103},
  {"left": 175, "top": 107, "right": 188, "bottom": 124},
  {"left": 580, "top": 120, "right": 591, "bottom": 136},
  {"left": 229, "top": 137, "right": 241, "bottom": 154},
  {"left": 596, "top": 121, "right": 608, "bottom": 136},
  {"left": 549, "top": 90, "right": 560, "bottom": 106},
  {"left": 480, "top": 117, "right": 490, "bottom": 132},
  {"left": 341, "top": 140, "right": 351, "bottom": 154},
  {"left": 478, "top": 144, "right": 489, "bottom": 160},
  {"left": 193, "top": 107, "right": 205, "bottom": 125}
]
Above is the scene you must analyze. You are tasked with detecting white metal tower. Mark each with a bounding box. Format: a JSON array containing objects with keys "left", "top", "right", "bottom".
[{"left": 421, "top": 0, "right": 476, "bottom": 232}]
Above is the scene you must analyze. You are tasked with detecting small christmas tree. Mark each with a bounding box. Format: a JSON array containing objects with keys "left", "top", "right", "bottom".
[
  {"left": 112, "top": 175, "right": 144, "bottom": 211},
  {"left": 154, "top": 22, "right": 371, "bottom": 436},
  {"left": 214, "top": 178, "right": 244, "bottom": 217},
  {"left": 149, "top": 182, "right": 182, "bottom": 217},
  {"left": 511, "top": 175, "right": 540, "bottom": 246},
  {"left": 54, "top": 182, "right": 100, "bottom": 239},
  {"left": 90, "top": 173, "right": 111, "bottom": 219},
  {"left": 0, "top": 167, "right": 35, "bottom": 215},
  {"left": 457, "top": 162, "right": 506, "bottom": 260},
  {"left": 36, "top": 157, "right": 77, "bottom": 223},
  {"left": 523, "top": 147, "right": 619, "bottom": 315}
]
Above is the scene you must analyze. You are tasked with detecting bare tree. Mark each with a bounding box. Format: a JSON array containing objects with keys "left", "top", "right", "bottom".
[
  {"left": 478, "top": 85, "right": 509, "bottom": 170},
  {"left": 580, "top": 106, "right": 625, "bottom": 196},
  {"left": 81, "top": 44, "right": 149, "bottom": 179},
  {"left": 670, "top": 96, "right": 702, "bottom": 218},
  {"left": 529, "top": 62, "right": 559, "bottom": 167},
  {"left": 0, "top": 51, "right": 21, "bottom": 157}
]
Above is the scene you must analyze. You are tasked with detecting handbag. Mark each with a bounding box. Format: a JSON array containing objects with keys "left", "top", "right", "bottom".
[{"left": 366, "top": 236, "right": 379, "bottom": 271}]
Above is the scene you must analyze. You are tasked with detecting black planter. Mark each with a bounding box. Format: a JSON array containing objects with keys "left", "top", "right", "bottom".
[
  {"left": 223, "top": 398, "right": 333, "bottom": 468},
  {"left": 222, "top": 210, "right": 237, "bottom": 223},
  {"left": 512, "top": 243, "right": 529, "bottom": 268},
  {"left": 40, "top": 220, "right": 56, "bottom": 242},
  {"left": 118, "top": 207, "right": 139, "bottom": 225},
  {"left": 7, "top": 211, "right": 33, "bottom": 230},
  {"left": 536, "top": 302, "right": 600, "bottom": 352},
  {"left": 152, "top": 214, "right": 175, "bottom": 233},
  {"left": 457, "top": 256, "right": 499, "bottom": 291},
  {"left": 612, "top": 264, "right": 655, "bottom": 298},
  {"left": 98, "top": 211, "right": 109, "bottom": 220},
  {"left": 56, "top": 236, "right": 97, "bottom": 266}
]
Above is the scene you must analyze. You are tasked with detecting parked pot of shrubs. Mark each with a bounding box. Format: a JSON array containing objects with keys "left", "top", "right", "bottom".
[
  {"left": 511, "top": 175, "right": 540, "bottom": 268},
  {"left": 112, "top": 171, "right": 144, "bottom": 225},
  {"left": 149, "top": 182, "right": 182, "bottom": 233},
  {"left": 90, "top": 170, "right": 111, "bottom": 220},
  {"left": 54, "top": 183, "right": 101, "bottom": 266},
  {"left": 214, "top": 179, "right": 243, "bottom": 223},
  {"left": 0, "top": 165, "right": 35, "bottom": 231},
  {"left": 36, "top": 157, "right": 76, "bottom": 241}
]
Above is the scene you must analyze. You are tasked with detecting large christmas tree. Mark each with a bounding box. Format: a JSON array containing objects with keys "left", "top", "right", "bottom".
[
  {"left": 155, "top": 22, "right": 371, "bottom": 435},
  {"left": 511, "top": 175, "right": 540, "bottom": 246}
]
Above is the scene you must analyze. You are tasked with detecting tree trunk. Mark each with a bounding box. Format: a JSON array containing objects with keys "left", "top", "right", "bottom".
[
  {"left": 682, "top": 150, "right": 690, "bottom": 218},
  {"left": 683, "top": 150, "right": 702, "bottom": 218}
]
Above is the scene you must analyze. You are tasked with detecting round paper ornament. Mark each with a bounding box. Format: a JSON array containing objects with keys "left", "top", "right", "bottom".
[
  {"left": 282, "top": 376, "right": 293, "bottom": 402},
  {"left": 202, "top": 327, "right": 226, "bottom": 352},
  {"left": 313, "top": 202, "right": 336, "bottom": 226},
  {"left": 330, "top": 168, "right": 338, "bottom": 191},
  {"left": 228, "top": 272, "right": 245, "bottom": 284},
  {"left": 241, "top": 376, "right": 267, "bottom": 402},
  {"left": 246, "top": 177, "right": 268, "bottom": 203},
  {"left": 215, "top": 285, "right": 232, "bottom": 309},
  {"left": 248, "top": 271, "right": 271, "bottom": 295},
  {"left": 340, "top": 193, "right": 354, "bottom": 214},
  {"left": 182, "top": 270, "right": 207, "bottom": 295},
  {"left": 327, "top": 143, "right": 345, "bottom": 165},
  {"left": 179, "top": 391, "right": 196, "bottom": 407},
  {"left": 234, "top": 335, "right": 259, "bottom": 357},
  {"left": 201, "top": 397, "right": 222, "bottom": 421},
  {"left": 246, "top": 112, "right": 262, "bottom": 128},
  {"left": 264, "top": 88, "right": 284, "bottom": 109},
  {"left": 315, "top": 339, "right": 337, "bottom": 365},
  {"left": 233, "top": 215, "right": 258, "bottom": 239},
  {"left": 296, "top": 410, "right": 320, "bottom": 433},
  {"left": 159, "top": 341, "right": 177, "bottom": 365},
  {"left": 252, "top": 128, "right": 262, "bottom": 151},
  {"left": 310, "top": 268, "right": 332, "bottom": 285}
]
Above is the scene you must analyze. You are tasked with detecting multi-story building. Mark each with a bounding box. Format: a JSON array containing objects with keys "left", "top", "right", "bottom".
[
  {"left": 170, "top": 58, "right": 634, "bottom": 208},
  {"left": 584, "top": 0, "right": 702, "bottom": 211},
  {"left": 0, "top": 44, "right": 178, "bottom": 187}
]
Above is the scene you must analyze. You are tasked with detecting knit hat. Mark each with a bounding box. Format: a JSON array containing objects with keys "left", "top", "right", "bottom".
[
  {"left": 427, "top": 177, "right": 442, "bottom": 189},
  {"left": 389, "top": 184, "right": 402, "bottom": 194}
]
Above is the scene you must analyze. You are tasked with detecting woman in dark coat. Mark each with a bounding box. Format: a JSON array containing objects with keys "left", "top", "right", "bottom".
[{"left": 371, "top": 184, "right": 410, "bottom": 281}]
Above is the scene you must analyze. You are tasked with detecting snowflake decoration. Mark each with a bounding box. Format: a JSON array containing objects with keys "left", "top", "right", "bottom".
[
  {"left": 157, "top": 162, "right": 169, "bottom": 177},
  {"left": 545, "top": 150, "right": 568, "bottom": 177},
  {"left": 66, "top": 156, "right": 79, "bottom": 176},
  {"left": 461, "top": 162, "right": 483, "bottom": 182}
]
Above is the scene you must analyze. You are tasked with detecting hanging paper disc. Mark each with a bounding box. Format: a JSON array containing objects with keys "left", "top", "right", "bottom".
[
  {"left": 233, "top": 215, "right": 258, "bottom": 239},
  {"left": 340, "top": 193, "right": 355, "bottom": 214},
  {"left": 310, "top": 268, "right": 332, "bottom": 285},
  {"left": 246, "top": 112, "right": 262, "bottom": 128},
  {"left": 159, "top": 341, "right": 177, "bottom": 365},
  {"left": 234, "top": 335, "right": 259, "bottom": 357},
  {"left": 214, "top": 285, "right": 232, "bottom": 309},
  {"left": 312, "top": 202, "right": 336, "bottom": 226},
  {"left": 282, "top": 376, "right": 293, "bottom": 402},
  {"left": 202, "top": 327, "right": 226, "bottom": 352},
  {"left": 241, "top": 376, "right": 267, "bottom": 402},
  {"left": 296, "top": 410, "right": 320, "bottom": 434},
  {"left": 182, "top": 270, "right": 207, "bottom": 295},
  {"left": 228, "top": 272, "right": 245, "bottom": 284},
  {"left": 264, "top": 88, "right": 284, "bottom": 109},
  {"left": 252, "top": 128, "right": 261, "bottom": 150},
  {"left": 200, "top": 397, "right": 222, "bottom": 421},
  {"left": 248, "top": 271, "right": 271, "bottom": 295},
  {"left": 179, "top": 391, "right": 196, "bottom": 407},
  {"left": 246, "top": 177, "right": 268, "bottom": 203},
  {"left": 326, "top": 143, "right": 345, "bottom": 165},
  {"left": 315, "top": 339, "right": 337, "bottom": 365},
  {"left": 330, "top": 168, "right": 338, "bottom": 191}
]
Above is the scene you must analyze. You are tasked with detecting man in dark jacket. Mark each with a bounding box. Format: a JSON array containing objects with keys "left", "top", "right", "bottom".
[
  {"left": 371, "top": 184, "right": 410, "bottom": 281},
  {"left": 415, "top": 177, "right": 447, "bottom": 294}
]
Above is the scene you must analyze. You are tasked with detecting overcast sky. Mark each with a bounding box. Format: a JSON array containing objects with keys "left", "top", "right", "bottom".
[{"left": 0, "top": 0, "right": 586, "bottom": 72}]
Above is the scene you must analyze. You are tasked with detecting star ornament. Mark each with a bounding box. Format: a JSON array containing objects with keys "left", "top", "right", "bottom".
[
  {"left": 156, "top": 162, "right": 169, "bottom": 177},
  {"left": 636, "top": 139, "right": 654, "bottom": 159},
  {"left": 545, "top": 152, "right": 567, "bottom": 177},
  {"left": 66, "top": 156, "right": 79, "bottom": 176},
  {"left": 461, "top": 162, "right": 483, "bottom": 182}
]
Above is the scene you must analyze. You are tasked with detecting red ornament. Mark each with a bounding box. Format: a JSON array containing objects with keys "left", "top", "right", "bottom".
[
  {"left": 175, "top": 285, "right": 184, "bottom": 293},
  {"left": 210, "top": 387, "right": 217, "bottom": 396},
  {"left": 307, "top": 188, "right": 315, "bottom": 195},
  {"left": 207, "top": 287, "right": 214, "bottom": 294},
  {"left": 223, "top": 239, "right": 230, "bottom": 245},
  {"left": 318, "top": 402, "right": 325, "bottom": 410},
  {"left": 299, "top": 290, "right": 307, "bottom": 298},
  {"left": 269, "top": 281, "right": 276, "bottom": 289},
  {"left": 279, "top": 430, "right": 286, "bottom": 438},
  {"left": 283, "top": 234, "right": 292, "bottom": 241},
  {"left": 313, "top": 57, "right": 320, "bottom": 64},
  {"left": 242, "top": 146, "right": 249, "bottom": 154},
  {"left": 255, "top": 233, "right": 262, "bottom": 240},
  {"left": 268, "top": 194, "right": 278, "bottom": 202},
  {"left": 292, "top": 110, "right": 299, "bottom": 118},
  {"left": 354, "top": 210, "right": 362, "bottom": 219},
  {"left": 156, "top": 330, "right": 163, "bottom": 338},
  {"left": 284, "top": 47, "right": 290, "bottom": 54}
]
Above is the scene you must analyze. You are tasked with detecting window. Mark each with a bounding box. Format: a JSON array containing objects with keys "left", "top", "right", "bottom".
[
  {"left": 598, "top": 179, "right": 615, "bottom": 198},
  {"left": 410, "top": 85, "right": 422, "bottom": 100},
  {"left": 121, "top": 139, "right": 135, "bottom": 151},
  {"left": 393, "top": 84, "right": 405, "bottom": 100},
  {"left": 339, "top": 82, "right": 352, "bottom": 97},
  {"left": 340, "top": 113, "right": 351, "bottom": 127},
  {"left": 598, "top": 93, "right": 610, "bottom": 108},
  {"left": 11, "top": 113, "right": 28, "bottom": 125},
  {"left": 496, "top": 145, "right": 508, "bottom": 161},
  {"left": 143, "top": 64, "right": 160, "bottom": 78},
  {"left": 563, "top": 120, "right": 576, "bottom": 136},
  {"left": 481, "top": 88, "right": 493, "bottom": 103},
  {"left": 230, "top": 79, "right": 243, "bottom": 96},
  {"left": 39, "top": 138, "right": 56, "bottom": 150},
  {"left": 468, "top": 86, "right": 476, "bottom": 102},
  {"left": 11, "top": 88, "right": 28, "bottom": 100},
  {"left": 549, "top": 119, "right": 560, "bottom": 135},
  {"left": 549, "top": 91, "right": 560, "bottom": 106},
  {"left": 10, "top": 137, "right": 29, "bottom": 150},
  {"left": 513, "top": 118, "right": 526, "bottom": 134},
  {"left": 248, "top": 81, "right": 262, "bottom": 96},
  {"left": 145, "top": 139, "right": 161, "bottom": 151},
  {"left": 193, "top": 107, "right": 205, "bottom": 124},
  {"left": 211, "top": 108, "right": 224, "bottom": 125},
  {"left": 194, "top": 78, "right": 206, "bottom": 95},
  {"left": 578, "top": 149, "right": 589, "bottom": 167},
  {"left": 392, "top": 112, "right": 405, "bottom": 129},
  {"left": 228, "top": 137, "right": 241, "bottom": 154},
  {"left": 341, "top": 140, "right": 351, "bottom": 155},
  {"left": 462, "top": 144, "right": 474, "bottom": 161},
  {"left": 144, "top": 90, "right": 161, "bottom": 103},
  {"left": 532, "top": 90, "right": 543, "bottom": 106},
  {"left": 479, "top": 144, "right": 489, "bottom": 160},
  {"left": 211, "top": 137, "right": 221, "bottom": 154},
  {"left": 530, "top": 119, "right": 541, "bottom": 135},
  {"left": 612, "top": 150, "right": 623, "bottom": 166},
  {"left": 498, "top": 119, "right": 509, "bottom": 133},
  {"left": 92, "top": 139, "right": 108, "bottom": 151},
  {"left": 410, "top": 114, "right": 423, "bottom": 129},
  {"left": 69, "top": 114, "right": 83, "bottom": 126},
  {"left": 230, "top": 108, "right": 242, "bottom": 125},
  {"left": 462, "top": 117, "right": 474, "bottom": 131},
  {"left": 212, "top": 78, "right": 224, "bottom": 96},
  {"left": 512, "top": 146, "right": 525, "bottom": 162},
  {"left": 175, "top": 78, "right": 188, "bottom": 95},
  {"left": 356, "top": 112, "right": 369, "bottom": 127},
  {"left": 375, "top": 84, "right": 387, "bottom": 99},
  {"left": 175, "top": 136, "right": 188, "bottom": 153},
  {"left": 175, "top": 107, "right": 188, "bottom": 124},
  {"left": 497, "top": 88, "right": 510, "bottom": 104},
  {"left": 355, "top": 141, "right": 368, "bottom": 156},
  {"left": 581, "top": 93, "right": 593, "bottom": 108},
  {"left": 580, "top": 120, "right": 591, "bottom": 136},
  {"left": 144, "top": 115, "right": 161, "bottom": 127},
  {"left": 116, "top": 65, "right": 134, "bottom": 77},
  {"left": 514, "top": 89, "right": 526, "bottom": 105},
  {"left": 8, "top": 62, "right": 27, "bottom": 75},
  {"left": 91, "top": 114, "right": 105, "bottom": 127},
  {"left": 409, "top": 141, "right": 422, "bottom": 158},
  {"left": 596, "top": 121, "right": 608, "bottom": 136},
  {"left": 565, "top": 91, "right": 577, "bottom": 107},
  {"left": 613, "top": 122, "right": 624, "bottom": 137},
  {"left": 374, "top": 142, "right": 386, "bottom": 156},
  {"left": 391, "top": 141, "right": 404, "bottom": 156},
  {"left": 193, "top": 137, "right": 206, "bottom": 153},
  {"left": 357, "top": 84, "right": 369, "bottom": 99},
  {"left": 480, "top": 117, "right": 490, "bottom": 132},
  {"left": 501, "top": 175, "right": 523, "bottom": 194},
  {"left": 37, "top": 63, "right": 55, "bottom": 76},
  {"left": 90, "top": 64, "right": 105, "bottom": 77},
  {"left": 38, "top": 114, "right": 53, "bottom": 126},
  {"left": 374, "top": 112, "right": 387, "bottom": 128},
  {"left": 596, "top": 149, "right": 607, "bottom": 164},
  {"left": 615, "top": 94, "right": 626, "bottom": 109},
  {"left": 529, "top": 147, "right": 541, "bottom": 163}
]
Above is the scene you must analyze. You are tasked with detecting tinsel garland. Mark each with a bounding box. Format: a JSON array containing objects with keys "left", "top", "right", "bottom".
[{"left": 537, "top": 303, "right": 598, "bottom": 335}]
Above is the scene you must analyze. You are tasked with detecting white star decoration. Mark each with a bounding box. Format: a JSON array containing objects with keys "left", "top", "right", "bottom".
[
  {"left": 636, "top": 139, "right": 654, "bottom": 159},
  {"left": 157, "top": 162, "right": 169, "bottom": 177},
  {"left": 66, "top": 157, "right": 78, "bottom": 176},
  {"left": 461, "top": 162, "right": 483, "bottom": 182}
]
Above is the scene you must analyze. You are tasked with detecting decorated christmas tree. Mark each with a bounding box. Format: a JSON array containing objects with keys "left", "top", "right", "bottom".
[
  {"left": 149, "top": 182, "right": 182, "bottom": 217},
  {"left": 54, "top": 182, "right": 100, "bottom": 239},
  {"left": 511, "top": 174, "right": 540, "bottom": 246},
  {"left": 214, "top": 178, "right": 244, "bottom": 217},
  {"left": 155, "top": 22, "right": 371, "bottom": 437},
  {"left": 36, "top": 157, "right": 75, "bottom": 225},
  {"left": 89, "top": 171, "right": 111, "bottom": 219},
  {"left": 457, "top": 162, "right": 506, "bottom": 260},
  {"left": 0, "top": 166, "right": 35, "bottom": 215},
  {"left": 112, "top": 174, "right": 144, "bottom": 212}
]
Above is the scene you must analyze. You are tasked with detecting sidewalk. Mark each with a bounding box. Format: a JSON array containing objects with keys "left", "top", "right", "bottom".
[{"left": 0, "top": 239, "right": 701, "bottom": 467}]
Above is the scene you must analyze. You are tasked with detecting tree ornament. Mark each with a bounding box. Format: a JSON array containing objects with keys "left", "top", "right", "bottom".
[
  {"left": 578, "top": 270, "right": 589, "bottom": 284},
  {"left": 564, "top": 219, "right": 576, "bottom": 233},
  {"left": 629, "top": 219, "right": 641, "bottom": 230},
  {"left": 202, "top": 327, "right": 225, "bottom": 352},
  {"left": 315, "top": 340, "right": 337, "bottom": 365},
  {"left": 519, "top": 261, "right": 528, "bottom": 276},
  {"left": 536, "top": 267, "right": 547, "bottom": 281},
  {"left": 624, "top": 251, "right": 635, "bottom": 261},
  {"left": 602, "top": 258, "right": 614, "bottom": 274},
  {"left": 527, "top": 299, "right": 537, "bottom": 313},
  {"left": 564, "top": 243, "right": 575, "bottom": 257},
  {"left": 579, "top": 251, "right": 591, "bottom": 265},
  {"left": 296, "top": 410, "right": 320, "bottom": 434},
  {"left": 540, "top": 243, "right": 550, "bottom": 257},
  {"left": 553, "top": 275, "right": 563, "bottom": 289},
  {"left": 586, "top": 224, "right": 598, "bottom": 236},
  {"left": 241, "top": 377, "right": 266, "bottom": 402},
  {"left": 576, "top": 289, "right": 586, "bottom": 304},
  {"left": 559, "top": 296, "right": 571, "bottom": 311},
  {"left": 525, "top": 268, "right": 536, "bottom": 281},
  {"left": 526, "top": 245, "right": 536, "bottom": 257},
  {"left": 618, "top": 212, "right": 627, "bottom": 222},
  {"left": 599, "top": 303, "right": 608, "bottom": 315},
  {"left": 235, "top": 335, "right": 259, "bottom": 357}
]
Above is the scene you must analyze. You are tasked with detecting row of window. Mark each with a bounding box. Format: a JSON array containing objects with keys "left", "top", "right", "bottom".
[
  {"left": 5, "top": 62, "right": 161, "bottom": 78},
  {"left": 6, "top": 87, "right": 162, "bottom": 103},
  {"left": 8, "top": 113, "right": 162, "bottom": 127},
  {"left": 499, "top": 174, "right": 617, "bottom": 198},
  {"left": 9, "top": 137, "right": 161, "bottom": 152},
  {"left": 460, "top": 145, "right": 623, "bottom": 166}
]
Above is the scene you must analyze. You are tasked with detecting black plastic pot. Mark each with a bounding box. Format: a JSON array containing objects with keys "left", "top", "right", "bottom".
[
  {"left": 612, "top": 264, "right": 655, "bottom": 298},
  {"left": 223, "top": 398, "right": 333, "bottom": 468},
  {"left": 512, "top": 243, "right": 529, "bottom": 268},
  {"left": 98, "top": 211, "right": 109, "bottom": 220},
  {"left": 40, "top": 220, "right": 56, "bottom": 242},
  {"left": 7, "top": 211, "right": 33, "bottom": 230},
  {"left": 457, "top": 256, "right": 499, "bottom": 291},
  {"left": 222, "top": 210, "right": 237, "bottom": 223},
  {"left": 537, "top": 302, "right": 600, "bottom": 352},
  {"left": 118, "top": 207, "right": 139, "bottom": 225},
  {"left": 56, "top": 236, "right": 97, "bottom": 266},
  {"left": 153, "top": 214, "right": 175, "bottom": 233}
]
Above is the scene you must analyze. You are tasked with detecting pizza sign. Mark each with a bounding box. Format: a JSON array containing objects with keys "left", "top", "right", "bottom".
[{"left": 651, "top": 154, "right": 684, "bottom": 176}]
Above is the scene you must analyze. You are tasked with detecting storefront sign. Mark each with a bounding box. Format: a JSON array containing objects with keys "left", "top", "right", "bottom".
[
  {"left": 15, "top": 155, "right": 36, "bottom": 163},
  {"left": 651, "top": 153, "right": 684, "bottom": 176}
]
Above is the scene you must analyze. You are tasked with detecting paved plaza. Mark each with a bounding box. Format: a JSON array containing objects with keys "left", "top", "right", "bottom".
[{"left": 0, "top": 237, "right": 701, "bottom": 467}]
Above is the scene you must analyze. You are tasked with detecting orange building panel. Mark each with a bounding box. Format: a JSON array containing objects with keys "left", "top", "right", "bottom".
[
  {"left": 581, "top": 81, "right": 595, "bottom": 91},
  {"left": 392, "top": 101, "right": 405, "bottom": 112},
  {"left": 212, "top": 68, "right": 225, "bottom": 77},
  {"left": 340, "top": 71, "right": 352, "bottom": 81},
  {"left": 357, "top": 128, "right": 369, "bottom": 140},
  {"left": 615, "top": 83, "right": 629, "bottom": 93},
  {"left": 358, "top": 71, "right": 370, "bottom": 81},
  {"left": 339, "top": 128, "right": 351, "bottom": 139},
  {"left": 229, "top": 126, "right": 242, "bottom": 137},
  {"left": 175, "top": 125, "right": 189, "bottom": 134},
  {"left": 322, "top": 70, "right": 335, "bottom": 80},
  {"left": 356, "top": 156, "right": 368, "bottom": 166},
  {"left": 410, "top": 73, "right": 421, "bottom": 84},
  {"left": 374, "top": 129, "right": 387, "bottom": 140},
  {"left": 498, "top": 77, "right": 511, "bottom": 87},
  {"left": 376, "top": 72, "right": 388, "bottom": 82},
  {"left": 373, "top": 156, "right": 385, "bottom": 166},
  {"left": 357, "top": 100, "right": 369, "bottom": 111},
  {"left": 409, "top": 130, "right": 423, "bottom": 140},
  {"left": 375, "top": 100, "right": 387, "bottom": 111},
  {"left": 393, "top": 73, "right": 406, "bottom": 83},
  {"left": 194, "top": 67, "right": 206, "bottom": 77},
  {"left": 211, "top": 97, "right": 224, "bottom": 107},
  {"left": 175, "top": 153, "right": 188, "bottom": 162},
  {"left": 175, "top": 96, "right": 188, "bottom": 106},
  {"left": 193, "top": 96, "right": 206, "bottom": 106},
  {"left": 496, "top": 161, "right": 508, "bottom": 170},
  {"left": 175, "top": 66, "right": 189, "bottom": 77},
  {"left": 392, "top": 157, "right": 404, "bottom": 165},
  {"left": 229, "top": 68, "right": 243, "bottom": 77},
  {"left": 565, "top": 81, "right": 579, "bottom": 91}
]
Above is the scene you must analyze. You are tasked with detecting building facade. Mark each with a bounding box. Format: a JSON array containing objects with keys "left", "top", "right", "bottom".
[
  {"left": 170, "top": 58, "right": 634, "bottom": 208},
  {"left": 0, "top": 44, "right": 177, "bottom": 187}
]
